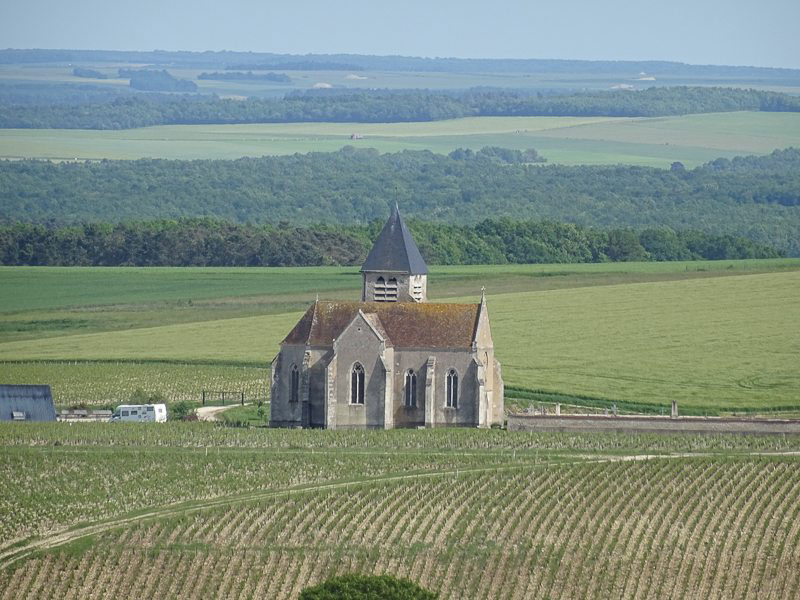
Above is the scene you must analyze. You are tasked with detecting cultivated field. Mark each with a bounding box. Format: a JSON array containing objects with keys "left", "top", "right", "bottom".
[
  {"left": 2, "top": 112, "right": 799, "bottom": 166},
  {"left": 7, "top": 63, "right": 800, "bottom": 97},
  {"left": 1, "top": 259, "right": 798, "bottom": 413},
  {"left": 1, "top": 425, "right": 799, "bottom": 599}
]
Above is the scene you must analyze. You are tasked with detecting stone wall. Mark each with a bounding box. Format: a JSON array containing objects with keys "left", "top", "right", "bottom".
[
  {"left": 389, "top": 349, "right": 481, "bottom": 428},
  {"left": 332, "top": 312, "right": 390, "bottom": 429},
  {"left": 270, "top": 345, "right": 329, "bottom": 428},
  {"left": 507, "top": 414, "right": 800, "bottom": 435}
]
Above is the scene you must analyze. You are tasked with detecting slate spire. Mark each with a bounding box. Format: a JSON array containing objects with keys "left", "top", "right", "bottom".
[{"left": 360, "top": 204, "right": 428, "bottom": 274}]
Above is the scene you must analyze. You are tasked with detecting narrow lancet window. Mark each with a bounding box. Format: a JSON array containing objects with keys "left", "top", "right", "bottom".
[
  {"left": 290, "top": 365, "right": 300, "bottom": 403},
  {"left": 351, "top": 363, "right": 365, "bottom": 404},
  {"left": 405, "top": 369, "right": 417, "bottom": 407},
  {"left": 446, "top": 369, "right": 458, "bottom": 408}
]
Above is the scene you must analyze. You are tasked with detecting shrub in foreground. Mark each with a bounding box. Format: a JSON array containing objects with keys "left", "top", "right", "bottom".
[{"left": 299, "top": 574, "right": 437, "bottom": 600}]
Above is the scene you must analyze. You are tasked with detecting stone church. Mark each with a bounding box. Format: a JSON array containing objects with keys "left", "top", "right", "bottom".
[{"left": 270, "top": 205, "right": 503, "bottom": 429}]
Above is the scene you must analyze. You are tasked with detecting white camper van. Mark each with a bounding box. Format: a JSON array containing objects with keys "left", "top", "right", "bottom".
[{"left": 112, "top": 404, "right": 167, "bottom": 423}]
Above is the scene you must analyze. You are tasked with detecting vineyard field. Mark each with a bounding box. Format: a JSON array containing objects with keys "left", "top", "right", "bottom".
[
  {"left": 1, "top": 424, "right": 799, "bottom": 600},
  {"left": 0, "top": 362, "right": 267, "bottom": 407},
  {"left": 0, "top": 438, "right": 525, "bottom": 543}
]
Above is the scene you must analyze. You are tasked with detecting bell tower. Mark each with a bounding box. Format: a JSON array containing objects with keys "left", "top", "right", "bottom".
[{"left": 361, "top": 204, "right": 428, "bottom": 303}]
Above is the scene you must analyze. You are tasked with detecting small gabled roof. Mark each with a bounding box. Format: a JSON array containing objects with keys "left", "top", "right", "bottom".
[
  {"left": 282, "top": 301, "right": 481, "bottom": 349},
  {"left": 361, "top": 204, "right": 428, "bottom": 275},
  {"left": 359, "top": 311, "right": 391, "bottom": 344}
]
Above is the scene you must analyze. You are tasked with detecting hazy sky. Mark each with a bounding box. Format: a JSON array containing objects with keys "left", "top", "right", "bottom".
[{"left": 2, "top": 0, "right": 799, "bottom": 69}]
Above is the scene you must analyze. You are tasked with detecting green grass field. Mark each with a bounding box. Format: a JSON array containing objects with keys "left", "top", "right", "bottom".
[
  {"left": 2, "top": 112, "right": 799, "bottom": 166},
  {"left": 1, "top": 259, "right": 798, "bottom": 413}
]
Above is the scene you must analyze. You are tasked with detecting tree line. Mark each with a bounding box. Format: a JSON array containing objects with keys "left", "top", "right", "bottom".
[
  {"left": 2, "top": 147, "right": 798, "bottom": 255},
  {"left": 0, "top": 218, "right": 782, "bottom": 267},
  {"left": 1, "top": 86, "right": 799, "bottom": 129},
  {"left": 0, "top": 82, "right": 130, "bottom": 106},
  {"left": 225, "top": 61, "right": 363, "bottom": 71},
  {"left": 4, "top": 48, "right": 799, "bottom": 79}
]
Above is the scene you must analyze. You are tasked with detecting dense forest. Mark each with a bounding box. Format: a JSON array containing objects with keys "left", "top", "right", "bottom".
[
  {"left": 1, "top": 87, "right": 799, "bottom": 129},
  {"left": 2, "top": 147, "right": 799, "bottom": 255},
  {"left": 0, "top": 219, "right": 781, "bottom": 267}
]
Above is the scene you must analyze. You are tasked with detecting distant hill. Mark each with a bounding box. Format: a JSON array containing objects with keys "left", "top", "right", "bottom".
[
  {"left": 1, "top": 147, "right": 799, "bottom": 255},
  {"left": 2, "top": 48, "right": 799, "bottom": 80}
]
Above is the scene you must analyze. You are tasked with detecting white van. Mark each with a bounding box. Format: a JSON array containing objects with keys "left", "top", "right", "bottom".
[{"left": 112, "top": 404, "right": 167, "bottom": 423}]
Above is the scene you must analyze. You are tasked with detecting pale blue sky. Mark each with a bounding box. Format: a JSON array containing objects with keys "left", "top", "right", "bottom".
[{"left": 1, "top": 0, "right": 798, "bottom": 68}]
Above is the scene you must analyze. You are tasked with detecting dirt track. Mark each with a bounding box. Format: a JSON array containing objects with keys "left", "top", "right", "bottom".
[{"left": 195, "top": 403, "right": 246, "bottom": 422}]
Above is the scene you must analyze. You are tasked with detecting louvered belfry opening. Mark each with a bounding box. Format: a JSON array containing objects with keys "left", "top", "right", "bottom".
[
  {"left": 374, "top": 276, "right": 387, "bottom": 301},
  {"left": 370, "top": 275, "right": 400, "bottom": 302},
  {"left": 385, "top": 278, "right": 398, "bottom": 301}
]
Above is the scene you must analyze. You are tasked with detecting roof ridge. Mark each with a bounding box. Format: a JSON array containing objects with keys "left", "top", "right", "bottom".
[
  {"left": 358, "top": 310, "right": 391, "bottom": 345},
  {"left": 309, "top": 298, "right": 320, "bottom": 343},
  {"left": 316, "top": 300, "right": 480, "bottom": 308}
]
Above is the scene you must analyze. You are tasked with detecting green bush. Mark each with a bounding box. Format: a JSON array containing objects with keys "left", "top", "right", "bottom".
[
  {"left": 169, "top": 400, "right": 194, "bottom": 421},
  {"left": 299, "top": 574, "right": 437, "bottom": 599}
]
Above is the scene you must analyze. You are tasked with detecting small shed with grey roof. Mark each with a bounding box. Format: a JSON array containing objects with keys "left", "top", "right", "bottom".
[{"left": 0, "top": 385, "right": 57, "bottom": 422}]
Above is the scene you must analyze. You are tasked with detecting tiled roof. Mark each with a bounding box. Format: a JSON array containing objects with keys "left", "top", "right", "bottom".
[
  {"left": 360, "top": 204, "right": 428, "bottom": 275},
  {"left": 283, "top": 301, "right": 480, "bottom": 348}
]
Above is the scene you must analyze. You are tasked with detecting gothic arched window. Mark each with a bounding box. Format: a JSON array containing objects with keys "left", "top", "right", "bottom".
[
  {"left": 351, "top": 363, "right": 365, "bottom": 405},
  {"left": 290, "top": 364, "right": 299, "bottom": 403},
  {"left": 446, "top": 369, "right": 458, "bottom": 408},
  {"left": 404, "top": 369, "right": 417, "bottom": 407}
]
